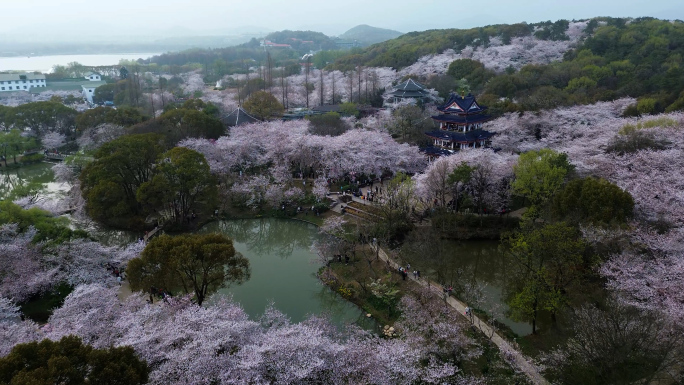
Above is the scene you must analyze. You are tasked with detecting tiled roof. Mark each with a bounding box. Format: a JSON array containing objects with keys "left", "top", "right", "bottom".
[
  {"left": 0, "top": 73, "right": 46, "bottom": 81},
  {"left": 425, "top": 129, "right": 496, "bottom": 143},
  {"left": 222, "top": 107, "right": 261, "bottom": 127},
  {"left": 431, "top": 114, "right": 492, "bottom": 124},
  {"left": 437, "top": 93, "right": 487, "bottom": 114}
]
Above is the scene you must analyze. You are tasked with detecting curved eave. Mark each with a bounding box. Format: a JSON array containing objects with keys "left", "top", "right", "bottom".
[{"left": 430, "top": 114, "right": 493, "bottom": 124}]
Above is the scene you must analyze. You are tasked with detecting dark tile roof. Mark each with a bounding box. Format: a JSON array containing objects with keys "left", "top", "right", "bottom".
[
  {"left": 431, "top": 114, "right": 492, "bottom": 124},
  {"left": 312, "top": 104, "right": 342, "bottom": 113},
  {"left": 389, "top": 78, "right": 430, "bottom": 98},
  {"left": 396, "top": 78, "right": 427, "bottom": 91},
  {"left": 437, "top": 93, "right": 487, "bottom": 114},
  {"left": 222, "top": 107, "right": 261, "bottom": 127},
  {"left": 425, "top": 129, "right": 496, "bottom": 143},
  {"left": 420, "top": 146, "right": 454, "bottom": 156}
]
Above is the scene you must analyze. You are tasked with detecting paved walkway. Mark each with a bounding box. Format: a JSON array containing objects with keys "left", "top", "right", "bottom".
[{"left": 372, "top": 244, "right": 549, "bottom": 385}]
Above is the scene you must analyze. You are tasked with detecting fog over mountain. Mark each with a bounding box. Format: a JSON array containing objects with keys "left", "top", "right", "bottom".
[{"left": 0, "top": 0, "right": 682, "bottom": 55}]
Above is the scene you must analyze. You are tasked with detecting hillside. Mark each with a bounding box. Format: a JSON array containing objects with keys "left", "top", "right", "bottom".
[
  {"left": 331, "top": 19, "right": 576, "bottom": 70},
  {"left": 260, "top": 30, "right": 338, "bottom": 51},
  {"left": 338, "top": 24, "right": 403, "bottom": 46},
  {"left": 328, "top": 17, "right": 684, "bottom": 115}
]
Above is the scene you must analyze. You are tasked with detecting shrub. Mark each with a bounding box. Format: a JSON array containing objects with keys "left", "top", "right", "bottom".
[
  {"left": 606, "top": 125, "right": 670, "bottom": 154},
  {"left": 552, "top": 177, "right": 634, "bottom": 226}
]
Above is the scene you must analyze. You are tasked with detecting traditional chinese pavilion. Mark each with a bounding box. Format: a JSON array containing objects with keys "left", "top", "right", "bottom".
[
  {"left": 425, "top": 93, "right": 495, "bottom": 151},
  {"left": 222, "top": 106, "right": 261, "bottom": 127},
  {"left": 388, "top": 79, "right": 430, "bottom": 103}
]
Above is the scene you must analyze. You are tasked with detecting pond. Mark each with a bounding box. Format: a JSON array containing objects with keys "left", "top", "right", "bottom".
[
  {"left": 401, "top": 237, "right": 534, "bottom": 336},
  {"left": 0, "top": 162, "right": 68, "bottom": 200},
  {"left": 199, "top": 219, "right": 375, "bottom": 328},
  {"left": 3, "top": 164, "right": 526, "bottom": 333}
]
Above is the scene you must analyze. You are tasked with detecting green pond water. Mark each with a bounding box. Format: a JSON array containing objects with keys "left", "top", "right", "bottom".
[
  {"left": 402, "top": 238, "right": 533, "bottom": 336},
  {"left": 4, "top": 163, "right": 533, "bottom": 334},
  {"left": 199, "top": 219, "right": 376, "bottom": 328},
  {"left": 0, "top": 162, "right": 68, "bottom": 200}
]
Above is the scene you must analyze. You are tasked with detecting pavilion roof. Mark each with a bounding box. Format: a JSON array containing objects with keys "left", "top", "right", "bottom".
[
  {"left": 222, "top": 106, "right": 261, "bottom": 127},
  {"left": 389, "top": 78, "right": 430, "bottom": 98},
  {"left": 431, "top": 113, "right": 492, "bottom": 124},
  {"left": 420, "top": 146, "right": 454, "bottom": 157},
  {"left": 395, "top": 78, "right": 427, "bottom": 91},
  {"left": 437, "top": 93, "right": 487, "bottom": 114},
  {"left": 425, "top": 129, "right": 495, "bottom": 143}
]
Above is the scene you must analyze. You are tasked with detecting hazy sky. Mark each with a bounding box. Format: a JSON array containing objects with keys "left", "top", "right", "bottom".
[{"left": 2, "top": 0, "right": 683, "bottom": 38}]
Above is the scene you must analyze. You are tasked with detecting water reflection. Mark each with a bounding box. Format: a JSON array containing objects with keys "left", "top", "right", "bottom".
[
  {"left": 402, "top": 231, "right": 533, "bottom": 336},
  {"left": 201, "top": 219, "right": 373, "bottom": 329},
  {"left": 213, "top": 219, "right": 317, "bottom": 259},
  {"left": 0, "top": 162, "right": 67, "bottom": 200}
]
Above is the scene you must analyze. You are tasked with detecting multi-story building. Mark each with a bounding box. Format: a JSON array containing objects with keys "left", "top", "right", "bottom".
[
  {"left": 0, "top": 73, "right": 46, "bottom": 92},
  {"left": 426, "top": 93, "right": 495, "bottom": 151}
]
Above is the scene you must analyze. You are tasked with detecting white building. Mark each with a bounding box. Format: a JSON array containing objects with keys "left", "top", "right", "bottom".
[
  {"left": 0, "top": 73, "right": 46, "bottom": 92},
  {"left": 82, "top": 81, "right": 107, "bottom": 104},
  {"left": 84, "top": 72, "right": 102, "bottom": 81}
]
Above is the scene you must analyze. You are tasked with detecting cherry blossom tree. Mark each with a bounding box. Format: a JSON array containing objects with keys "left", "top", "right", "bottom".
[
  {"left": 29, "top": 283, "right": 485, "bottom": 384},
  {"left": 398, "top": 21, "right": 587, "bottom": 77},
  {"left": 0, "top": 225, "right": 56, "bottom": 302},
  {"left": 41, "top": 132, "right": 66, "bottom": 149},
  {"left": 0, "top": 223, "right": 143, "bottom": 302},
  {"left": 181, "top": 120, "right": 426, "bottom": 187},
  {"left": 413, "top": 149, "right": 517, "bottom": 210},
  {"left": 77, "top": 123, "right": 126, "bottom": 151},
  {"left": 312, "top": 176, "right": 329, "bottom": 199},
  {"left": 0, "top": 296, "right": 43, "bottom": 357}
]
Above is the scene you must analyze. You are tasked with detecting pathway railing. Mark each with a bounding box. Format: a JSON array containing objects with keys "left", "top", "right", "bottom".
[{"left": 371, "top": 243, "right": 549, "bottom": 385}]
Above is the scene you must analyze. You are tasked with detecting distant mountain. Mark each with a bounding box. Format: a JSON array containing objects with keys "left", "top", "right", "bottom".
[{"left": 337, "top": 25, "right": 403, "bottom": 46}]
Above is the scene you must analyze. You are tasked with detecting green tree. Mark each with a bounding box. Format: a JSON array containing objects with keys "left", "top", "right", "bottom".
[
  {"left": 307, "top": 112, "right": 348, "bottom": 136},
  {"left": 10, "top": 101, "right": 78, "bottom": 136},
  {"left": 552, "top": 177, "right": 634, "bottom": 226},
  {"left": 446, "top": 59, "right": 493, "bottom": 91},
  {"left": 548, "top": 300, "right": 684, "bottom": 385},
  {"left": 0, "top": 129, "right": 38, "bottom": 165},
  {"left": 137, "top": 147, "right": 217, "bottom": 225},
  {"left": 447, "top": 58, "right": 485, "bottom": 80},
  {"left": 243, "top": 90, "right": 284, "bottom": 120},
  {"left": 92, "top": 83, "right": 117, "bottom": 104},
  {"left": 181, "top": 99, "right": 219, "bottom": 117},
  {"left": 512, "top": 149, "right": 574, "bottom": 218},
  {"left": 0, "top": 201, "right": 87, "bottom": 243},
  {"left": 0, "top": 336, "right": 148, "bottom": 385},
  {"left": 338, "top": 102, "right": 360, "bottom": 117},
  {"left": 373, "top": 172, "right": 415, "bottom": 243},
  {"left": 389, "top": 105, "right": 432, "bottom": 144},
  {"left": 447, "top": 163, "right": 474, "bottom": 212},
  {"left": 505, "top": 222, "right": 592, "bottom": 334},
  {"left": 75, "top": 106, "right": 148, "bottom": 131},
  {"left": 79, "top": 134, "right": 165, "bottom": 227},
  {"left": 127, "top": 233, "right": 250, "bottom": 305},
  {"left": 565, "top": 76, "right": 598, "bottom": 92},
  {"left": 128, "top": 108, "right": 224, "bottom": 145}
]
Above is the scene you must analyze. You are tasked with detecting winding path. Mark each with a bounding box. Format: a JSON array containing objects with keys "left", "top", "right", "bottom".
[{"left": 371, "top": 244, "right": 549, "bottom": 385}]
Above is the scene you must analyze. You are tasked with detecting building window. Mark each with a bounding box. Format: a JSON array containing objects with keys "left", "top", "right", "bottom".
[
  {"left": 30, "top": 80, "right": 33, "bottom": 83},
  {"left": 24, "top": 86, "right": 27, "bottom": 89},
  {"left": 8, "top": 87, "right": 12, "bottom": 90},
  {"left": 89, "top": 89, "right": 93, "bottom": 92},
  {"left": 1, "top": 87, "right": 4, "bottom": 90}
]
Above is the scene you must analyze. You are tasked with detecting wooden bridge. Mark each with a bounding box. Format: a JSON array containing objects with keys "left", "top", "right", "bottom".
[
  {"left": 44, "top": 153, "right": 67, "bottom": 161},
  {"left": 143, "top": 226, "right": 163, "bottom": 243}
]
